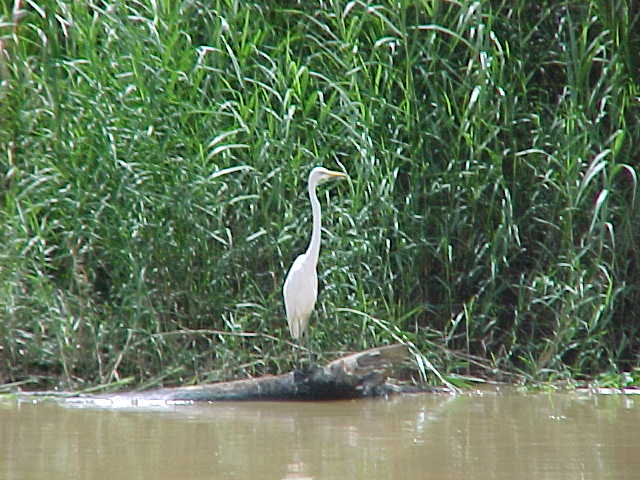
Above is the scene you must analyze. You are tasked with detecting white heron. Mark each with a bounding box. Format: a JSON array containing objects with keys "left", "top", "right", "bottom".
[{"left": 283, "top": 166, "right": 348, "bottom": 349}]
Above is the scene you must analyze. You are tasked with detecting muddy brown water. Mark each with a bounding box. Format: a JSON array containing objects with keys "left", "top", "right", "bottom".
[{"left": 1, "top": 389, "right": 639, "bottom": 479}]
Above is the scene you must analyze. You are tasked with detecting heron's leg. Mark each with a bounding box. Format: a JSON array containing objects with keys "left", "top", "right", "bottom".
[
  {"left": 298, "top": 333, "right": 307, "bottom": 371},
  {"left": 303, "top": 329, "right": 317, "bottom": 369},
  {"left": 294, "top": 339, "right": 302, "bottom": 371}
]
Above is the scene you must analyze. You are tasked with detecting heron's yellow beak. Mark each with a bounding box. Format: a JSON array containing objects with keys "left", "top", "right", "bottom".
[{"left": 327, "top": 170, "right": 348, "bottom": 180}]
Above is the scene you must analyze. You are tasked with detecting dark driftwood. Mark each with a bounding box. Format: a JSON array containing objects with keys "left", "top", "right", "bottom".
[{"left": 91, "top": 344, "right": 412, "bottom": 404}]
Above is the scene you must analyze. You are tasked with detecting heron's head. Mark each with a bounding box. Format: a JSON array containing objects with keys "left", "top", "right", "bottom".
[{"left": 308, "top": 166, "right": 348, "bottom": 187}]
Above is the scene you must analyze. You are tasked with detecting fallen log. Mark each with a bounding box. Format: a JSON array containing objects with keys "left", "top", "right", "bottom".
[{"left": 74, "top": 343, "right": 416, "bottom": 405}]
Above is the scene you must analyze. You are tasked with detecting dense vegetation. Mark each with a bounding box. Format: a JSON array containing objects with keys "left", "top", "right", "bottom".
[{"left": 1, "top": 0, "right": 638, "bottom": 391}]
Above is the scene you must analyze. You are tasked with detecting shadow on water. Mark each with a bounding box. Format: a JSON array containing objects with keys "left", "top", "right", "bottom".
[{"left": 1, "top": 389, "right": 639, "bottom": 479}]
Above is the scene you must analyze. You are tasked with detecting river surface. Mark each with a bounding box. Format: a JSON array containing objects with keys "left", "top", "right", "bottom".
[{"left": 1, "top": 388, "right": 639, "bottom": 479}]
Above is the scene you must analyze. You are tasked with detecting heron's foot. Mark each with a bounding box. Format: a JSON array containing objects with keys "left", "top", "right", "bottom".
[
  {"left": 292, "top": 363, "right": 323, "bottom": 378},
  {"left": 292, "top": 356, "right": 306, "bottom": 374},
  {"left": 292, "top": 352, "right": 318, "bottom": 374},
  {"left": 307, "top": 351, "right": 318, "bottom": 367}
]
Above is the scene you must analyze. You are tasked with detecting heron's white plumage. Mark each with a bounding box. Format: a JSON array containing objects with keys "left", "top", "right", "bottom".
[
  {"left": 283, "top": 253, "right": 318, "bottom": 339},
  {"left": 283, "top": 167, "right": 347, "bottom": 341}
]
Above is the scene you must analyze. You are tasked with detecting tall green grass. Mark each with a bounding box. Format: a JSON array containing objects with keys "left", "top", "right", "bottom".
[{"left": 1, "top": 0, "right": 638, "bottom": 389}]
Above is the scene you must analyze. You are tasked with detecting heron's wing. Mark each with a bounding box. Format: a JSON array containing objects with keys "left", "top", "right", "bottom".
[{"left": 283, "top": 254, "right": 318, "bottom": 339}]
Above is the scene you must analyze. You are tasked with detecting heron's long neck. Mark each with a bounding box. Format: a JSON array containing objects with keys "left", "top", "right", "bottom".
[{"left": 306, "top": 181, "right": 321, "bottom": 265}]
